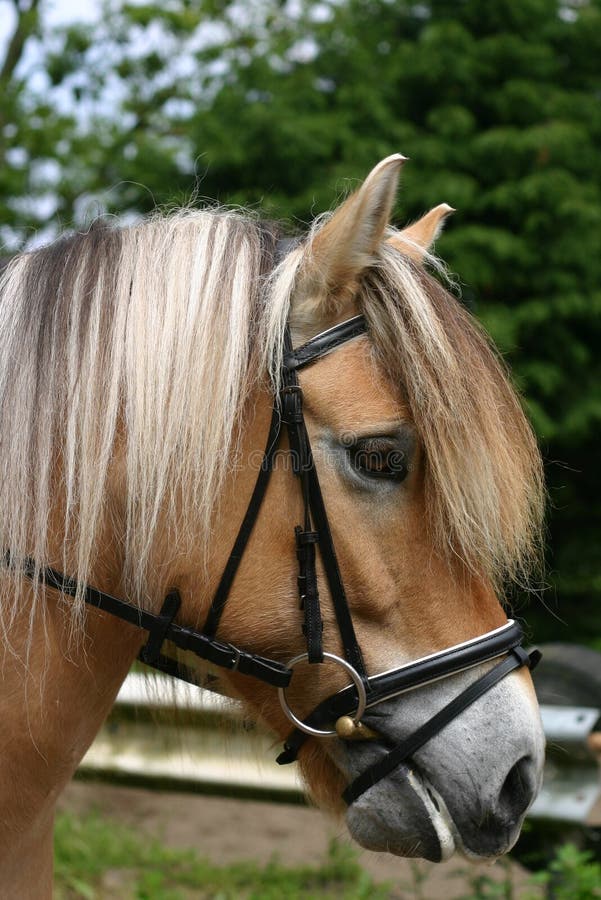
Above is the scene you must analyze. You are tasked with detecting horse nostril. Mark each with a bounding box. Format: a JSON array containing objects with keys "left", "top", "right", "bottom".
[
  {"left": 445, "top": 754, "right": 540, "bottom": 858},
  {"left": 497, "top": 755, "right": 537, "bottom": 824}
]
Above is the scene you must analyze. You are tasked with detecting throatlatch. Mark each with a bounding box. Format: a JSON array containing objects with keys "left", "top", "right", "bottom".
[{"left": 6, "top": 308, "right": 540, "bottom": 805}]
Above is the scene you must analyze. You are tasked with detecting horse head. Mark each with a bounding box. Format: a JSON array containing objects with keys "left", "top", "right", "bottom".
[
  {"left": 178, "top": 157, "right": 545, "bottom": 860},
  {"left": 0, "top": 157, "right": 545, "bottom": 890}
]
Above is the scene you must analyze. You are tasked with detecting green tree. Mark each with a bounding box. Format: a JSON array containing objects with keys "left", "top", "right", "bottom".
[
  {"left": 0, "top": 0, "right": 208, "bottom": 246},
  {"left": 0, "top": 0, "right": 66, "bottom": 244}
]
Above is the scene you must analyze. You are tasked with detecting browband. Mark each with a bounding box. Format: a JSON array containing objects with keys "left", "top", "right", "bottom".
[{"left": 284, "top": 316, "right": 368, "bottom": 371}]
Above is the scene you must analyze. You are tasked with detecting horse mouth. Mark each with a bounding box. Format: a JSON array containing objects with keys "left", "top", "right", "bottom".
[
  {"left": 340, "top": 734, "right": 458, "bottom": 861},
  {"left": 404, "top": 762, "right": 457, "bottom": 861},
  {"left": 342, "top": 733, "right": 531, "bottom": 862}
]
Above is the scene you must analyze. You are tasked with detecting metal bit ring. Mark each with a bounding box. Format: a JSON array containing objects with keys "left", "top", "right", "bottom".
[{"left": 278, "top": 651, "right": 367, "bottom": 737}]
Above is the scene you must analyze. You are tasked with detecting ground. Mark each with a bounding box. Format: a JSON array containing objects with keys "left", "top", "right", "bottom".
[{"left": 58, "top": 780, "right": 538, "bottom": 898}]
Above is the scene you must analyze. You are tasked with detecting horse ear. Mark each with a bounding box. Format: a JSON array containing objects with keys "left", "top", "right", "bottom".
[
  {"left": 388, "top": 204, "right": 454, "bottom": 262},
  {"left": 294, "top": 154, "right": 406, "bottom": 317}
]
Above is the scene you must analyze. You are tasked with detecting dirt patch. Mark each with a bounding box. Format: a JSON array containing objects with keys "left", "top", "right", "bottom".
[{"left": 58, "top": 780, "right": 537, "bottom": 898}]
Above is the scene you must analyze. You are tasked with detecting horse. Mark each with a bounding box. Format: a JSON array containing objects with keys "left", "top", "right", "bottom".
[{"left": 0, "top": 155, "right": 545, "bottom": 897}]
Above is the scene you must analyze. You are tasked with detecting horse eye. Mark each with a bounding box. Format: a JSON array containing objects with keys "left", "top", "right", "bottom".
[{"left": 349, "top": 440, "right": 408, "bottom": 482}]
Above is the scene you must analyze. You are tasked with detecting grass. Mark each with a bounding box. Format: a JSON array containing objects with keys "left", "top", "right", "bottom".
[
  {"left": 54, "top": 810, "right": 393, "bottom": 899},
  {"left": 54, "top": 809, "right": 601, "bottom": 899}
]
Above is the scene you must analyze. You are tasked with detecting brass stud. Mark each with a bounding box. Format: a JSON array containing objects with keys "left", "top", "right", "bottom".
[{"left": 335, "top": 715, "right": 378, "bottom": 741}]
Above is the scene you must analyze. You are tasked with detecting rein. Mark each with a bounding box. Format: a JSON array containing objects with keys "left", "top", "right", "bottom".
[{"left": 5, "top": 313, "right": 540, "bottom": 806}]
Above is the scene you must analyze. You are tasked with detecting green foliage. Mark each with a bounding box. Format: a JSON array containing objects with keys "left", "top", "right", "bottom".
[
  {"left": 1, "top": 0, "right": 600, "bottom": 641},
  {"left": 528, "top": 844, "right": 601, "bottom": 899},
  {"left": 54, "top": 810, "right": 391, "bottom": 899},
  {"left": 454, "top": 859, "right": 522, "bottom": 900},
  {"left": 51, "top": 809, "right": 601, "bottom": 899}
]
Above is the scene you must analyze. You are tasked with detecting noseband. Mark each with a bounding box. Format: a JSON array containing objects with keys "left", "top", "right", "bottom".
[{"left": 7, "top": 309, "right": 540, "bottom": 806}]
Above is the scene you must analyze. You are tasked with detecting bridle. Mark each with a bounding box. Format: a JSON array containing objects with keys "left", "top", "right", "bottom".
[{"left": 6, "top": 275, "right": 540, "bottom": 806}]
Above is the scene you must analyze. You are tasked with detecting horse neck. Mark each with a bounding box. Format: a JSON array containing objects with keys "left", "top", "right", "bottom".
[{"left": 0, "top": 559, "right": 141, "bottom": 886}]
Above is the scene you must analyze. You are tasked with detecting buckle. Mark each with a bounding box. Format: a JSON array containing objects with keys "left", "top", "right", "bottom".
[
  {"left": 208, "top": 638, "right": 242, "bottom": 672},
  {"left": 139, "top": 589, "right": 181, "bottom": 666},
  {"left": 280, "top": 384, "right": 303, "bottom": 425}
]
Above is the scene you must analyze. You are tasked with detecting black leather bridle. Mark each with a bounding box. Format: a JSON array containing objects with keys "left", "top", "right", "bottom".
[{"left": 6, "top": 309, "right": 540, "bottom": 806}]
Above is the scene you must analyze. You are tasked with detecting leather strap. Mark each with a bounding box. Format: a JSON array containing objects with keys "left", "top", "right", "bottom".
[
  {"left": 202, "top": 403, "right": 282, "bottom": 637},
  {"left": 296, "top": 527, "right": 323, "bottom": 663},
  {"left": 302, "top": 445, "right": 367, "bottom": 678},
  {"left": 10, "top": 554, "right": 292, "bottom": 688},
  {"left": 281, "top": 326, "right": 324, "bottom": 663},
  {"left": 343, "top": 646, "right": 541, "bottom": 805},
  {"left": 139, "top": 589, "right": 182, "bottom": 665},
  {"left": 284, "top": 316, "right": 368, "bottom": 371},
  {"left": 276, "top": 620, "right": 526, "bottom": 764},
  {"left": 282, "top": 324, "right": 367, "bottom": 676}
]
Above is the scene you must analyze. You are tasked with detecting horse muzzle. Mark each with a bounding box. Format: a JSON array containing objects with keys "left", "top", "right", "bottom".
[{"left": 342, "top": 663, "right": 545, "bottom": 861}]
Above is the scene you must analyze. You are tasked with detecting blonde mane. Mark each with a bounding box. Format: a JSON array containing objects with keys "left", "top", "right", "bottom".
[
  {"left": 0, "top": 211, "right": 284, "bottom": 636},
  {"left": 0, "top": 209, "right": 543, "bottom": 642}
]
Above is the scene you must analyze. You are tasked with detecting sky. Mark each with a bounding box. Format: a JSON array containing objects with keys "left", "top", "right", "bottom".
[
  {"left": 0, "top": 0, "right": 108, "bottom": 249},
  {"left": 0, "top": 0, "right": 100, "bottom": 61}
]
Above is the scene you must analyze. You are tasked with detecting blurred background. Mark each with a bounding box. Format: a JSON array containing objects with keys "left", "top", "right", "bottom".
[{"left": 1, "top": 1, "right": 600, "bottom": 896}]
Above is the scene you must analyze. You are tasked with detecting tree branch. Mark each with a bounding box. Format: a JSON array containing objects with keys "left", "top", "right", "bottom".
[{"left": 0, "top": 0, "right": 41, "bottom": 84}]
